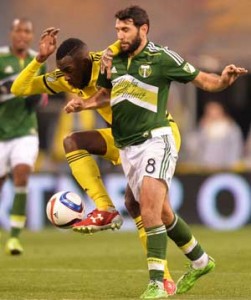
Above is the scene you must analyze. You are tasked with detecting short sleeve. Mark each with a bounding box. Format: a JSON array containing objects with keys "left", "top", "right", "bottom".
[{"left": 161, "top": 47, "right": 199, "bottom": 83}]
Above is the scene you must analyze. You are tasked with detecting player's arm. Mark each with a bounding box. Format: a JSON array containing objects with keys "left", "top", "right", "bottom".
[
  {"left": 64, "top": 88, "right": 111, "bottom": 113},
  {"left": 192, "top": 64, "right": 248, "bottom": 92},
  {"left": 11, "top": 27, "right": 60, "bottom": 96},
  {"left": 101, "top": 40, "right": 120, "bottom": 79},
  {"left": 11, "top": 59, "right": 49, "bottom": 95}
]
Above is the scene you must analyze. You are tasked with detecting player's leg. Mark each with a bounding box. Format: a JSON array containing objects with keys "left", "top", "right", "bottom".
[
  {"left": 139, "top": 176, "right": 169, "bottom": 299},
  {"left": 162, "top": 203, "right": 215, "bottom": 294},
  {"left": 124, "top": 185, "right": 176, "bottom": 295},
  {"left": 5, "top": 136, "right": 39, "bottom": 255},
  {"left": 120, "top": 134, "right": 177, "bottom": 299},
  {"left": 0, "top": 176, "right": 7, "bottom": 249},
  {"left": 0, "top": 141, "right": 9, "bottom": 249},
  {"left": 64, "top": 129, "right": 122, "bottom": 233}
]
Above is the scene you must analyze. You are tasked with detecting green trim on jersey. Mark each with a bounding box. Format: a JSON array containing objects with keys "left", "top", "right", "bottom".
[
  {"left": 0, "top": 47, "right": 46, "bottom": 140},
  {"left": 98, "top": 41, "right": 199, "bottom": 148}
]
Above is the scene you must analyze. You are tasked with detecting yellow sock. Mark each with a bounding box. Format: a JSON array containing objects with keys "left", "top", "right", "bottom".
[
  {"left": 134, "top": 216, "right": 173, "bottom": 281},
  {"left": 66, "top": 150, "right": 114, "bottom": 210}
]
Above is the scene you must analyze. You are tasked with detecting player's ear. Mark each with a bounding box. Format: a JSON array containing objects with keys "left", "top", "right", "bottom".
[{"left": 140, "top": 24, "right": 148, "bottom": 36}]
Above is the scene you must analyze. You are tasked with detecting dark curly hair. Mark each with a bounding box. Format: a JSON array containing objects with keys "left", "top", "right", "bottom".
[
  {"left": 115, "top": 5, "right": 150, "bottom": 33},
  {"left": 56, "top": 38, "right": 87, "bottom": 60}
]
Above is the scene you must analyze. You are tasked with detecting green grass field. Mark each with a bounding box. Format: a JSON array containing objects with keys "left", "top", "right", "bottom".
[{"left": 1, "top": 226, "right": 251, "bottom": 300}]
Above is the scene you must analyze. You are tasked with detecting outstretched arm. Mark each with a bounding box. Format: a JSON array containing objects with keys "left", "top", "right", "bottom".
[
  {"left": 36, "top": 27, "right": 60, "bottom": 63},
  {"left": 11, "top": 27, "right": 60, "bottom": 96},
  {"left": 193, "top": 64, "right": 248, "bottom": 92},
  {"left": 64, "top": 88, "right": 111, "bottom": 113}
]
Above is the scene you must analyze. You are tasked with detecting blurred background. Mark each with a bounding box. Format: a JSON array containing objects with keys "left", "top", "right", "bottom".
[{"left": 0, "top": 0, "right": 251, "bottom": 231}]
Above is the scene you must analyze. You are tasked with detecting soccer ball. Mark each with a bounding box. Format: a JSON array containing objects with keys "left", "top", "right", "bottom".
[{"left": 46, "top": 191, "right": 85, "bottom": 228}]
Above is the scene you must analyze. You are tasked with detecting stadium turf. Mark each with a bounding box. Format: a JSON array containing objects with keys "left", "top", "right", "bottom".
[{"left": 1, "top": 226, "right": 251, "bottom": 300}]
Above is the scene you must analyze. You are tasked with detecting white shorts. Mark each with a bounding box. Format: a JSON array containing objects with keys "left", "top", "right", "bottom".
[
  {"left": 0, "top": 135, "right": 39, "bottom": 177},
  {"left": 119, "top": 127, "right": 178, "bottom": 202}
]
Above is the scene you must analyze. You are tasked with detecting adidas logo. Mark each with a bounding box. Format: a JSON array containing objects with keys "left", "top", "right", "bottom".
[{"left": 111, "top": 66, "right": 117, "bottom": 73}]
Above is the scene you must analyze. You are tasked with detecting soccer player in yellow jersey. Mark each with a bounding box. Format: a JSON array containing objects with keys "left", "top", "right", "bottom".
[
  {"left": 11, "top": 28, "right": 180, "bottom": 294},
  {"left": 12, "top": 27, "right": 123, "bottom": 227}
]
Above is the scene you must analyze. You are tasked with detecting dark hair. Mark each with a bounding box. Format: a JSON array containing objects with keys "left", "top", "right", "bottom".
[
  {"left": 115, "top": 5, "right": 150, "bottom": 32},
  {"left": 11, "top": 18, "right": 33, "bottom": 30},
  {"left": 56, "top": 38, "right": 87, "bottom": 60}
]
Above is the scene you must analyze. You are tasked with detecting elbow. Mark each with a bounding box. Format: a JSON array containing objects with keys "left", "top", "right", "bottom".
[
  {"left": 11, "top": 83, "right": 25, "bottom": 96},
  {"left": 10, "top": 83, "right": 19, "bottom": 95},
  {"left": 11, "top": 83, "right": 21, "bottom": 96}
]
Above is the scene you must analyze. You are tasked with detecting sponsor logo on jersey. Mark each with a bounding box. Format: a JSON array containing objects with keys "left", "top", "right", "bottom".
[
  {"left": 138, "top": 64, "right": 152, "bottom": 78},
  {"left": 183, "top": 62, "right": 196, "bottom": 74},
  {"left": 4, "top": 65, "right": 14, "bottom": 74},
  {"left": 46, "top": 74, "right": 57, "bottom": 82}
]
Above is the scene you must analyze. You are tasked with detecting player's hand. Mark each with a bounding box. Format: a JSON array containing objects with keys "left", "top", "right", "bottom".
[
  {"left": 221, "top": 64, "right": 248, "bottom": 86},
  {"left": 36, "top": 27, "right": 60, "bottom": 63},
  {"left": 64, "top": 98, "right": 85, "bottom": 113},
  {"left": 100, "top": 48, "right": 114, "bottom": 79}
]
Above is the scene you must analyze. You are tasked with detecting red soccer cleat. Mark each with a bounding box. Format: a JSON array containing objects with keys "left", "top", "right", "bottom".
[
  {"left": 72, "top": 208, "right": 123, "bottom": 234},
  {"left": 163, "top": 279, "right": 176, "bottom": 296}
]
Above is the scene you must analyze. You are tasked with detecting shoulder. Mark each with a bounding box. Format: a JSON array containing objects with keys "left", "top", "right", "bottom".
[
  {"left": 145, "top": 41, "right": 184, "bottom": 66},
  {"left": 45, "top": 69, "right": 64, "bottom": 82}
]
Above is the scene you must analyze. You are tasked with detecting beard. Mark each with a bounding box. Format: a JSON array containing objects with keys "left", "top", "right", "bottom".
[{"left": 121, "top": 32, "right": 142, "bottom": 55}]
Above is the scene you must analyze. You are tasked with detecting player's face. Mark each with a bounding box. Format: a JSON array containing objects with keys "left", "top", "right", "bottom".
[
  {"left": 115, "top": 19, "right": 145, "bottom": 54},
  {"left": 57, "top": 54, "right": 91, "bottom": 89},
  {"left": 10, "top": 20, "right": 33, "bottom": 51}
]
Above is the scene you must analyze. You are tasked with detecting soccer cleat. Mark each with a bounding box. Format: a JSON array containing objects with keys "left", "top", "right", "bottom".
[
  {"left": 176, "top": 256, "right": 215, "bottom": 294},
  {"left": 140, "top": 281, "right": 169, "bottom": 299},
  {"left": 72, "top": 208, "right": 123, "bottom": 234},
  {"left": 5, "top": 238, "right": 24, "bottom": 255},
  {"left": 163, "top": 279, "right": 176, "bottom": 295}
]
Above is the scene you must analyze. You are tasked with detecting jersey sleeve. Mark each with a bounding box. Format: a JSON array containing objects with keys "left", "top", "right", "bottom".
[
  {"left": 11, "top": 58, "right": 54, "bottom": 96},
  {"left": 11, "top": 58, "right": 69, "bottom": 96},
  {"left": 161, "top": 47, "right": 199, "bottom": 83},
  {"left": 108, "top": 40, "right": 121, "bottom": 56}
]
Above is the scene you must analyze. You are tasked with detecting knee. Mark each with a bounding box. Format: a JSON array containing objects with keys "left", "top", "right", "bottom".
[
  {"left": 63, "top": 132, "right": 79, "bottom": 153},
  {"left": 13, "top": 166, "right": 30, "bottom": 186}
]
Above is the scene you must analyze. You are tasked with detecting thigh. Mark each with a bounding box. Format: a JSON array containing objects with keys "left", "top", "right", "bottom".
[
  {"left": 10, "top": 135, "right": 39, "bottom": 170},
  {"left": 141, "top": 135, "right": 178, "bottom": 188},
  {"left": 121, "top": 134, "right": 178, "bottom": 202},
  {"left": 97, "top": 128, "right": 121, "bottom": 165}
]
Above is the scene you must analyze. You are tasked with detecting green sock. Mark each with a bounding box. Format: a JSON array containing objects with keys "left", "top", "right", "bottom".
[
  {"left": 167, "top": 214, "right": 204, "bottom": 261},
  {"left": 10, "top": 187, "right": 27, "bottom": 238},
  {"left": 146, "top": 225, "right": 167, "bottom": 282}
]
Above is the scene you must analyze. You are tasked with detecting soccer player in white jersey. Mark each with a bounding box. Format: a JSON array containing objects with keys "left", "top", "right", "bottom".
[{"left": 0, "top": 18, "right": 46, "bottom": 255}]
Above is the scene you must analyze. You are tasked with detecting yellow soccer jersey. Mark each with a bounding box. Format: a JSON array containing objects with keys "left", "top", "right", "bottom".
[{"left": 11, "top": 51, "right": 113, "bottom": 124}]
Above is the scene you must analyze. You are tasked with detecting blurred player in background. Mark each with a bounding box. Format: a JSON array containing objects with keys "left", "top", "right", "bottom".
[
  {"left": 11, "top": 28, "right": 178, "bottom": 295},
  {"left": 0, "top": 18, "right": 46, "bottom": 255}
]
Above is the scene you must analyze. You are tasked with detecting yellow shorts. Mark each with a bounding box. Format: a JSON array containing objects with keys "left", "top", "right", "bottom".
[{"left": 97, "top": 116, "right": 181, "bottom": 166}]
